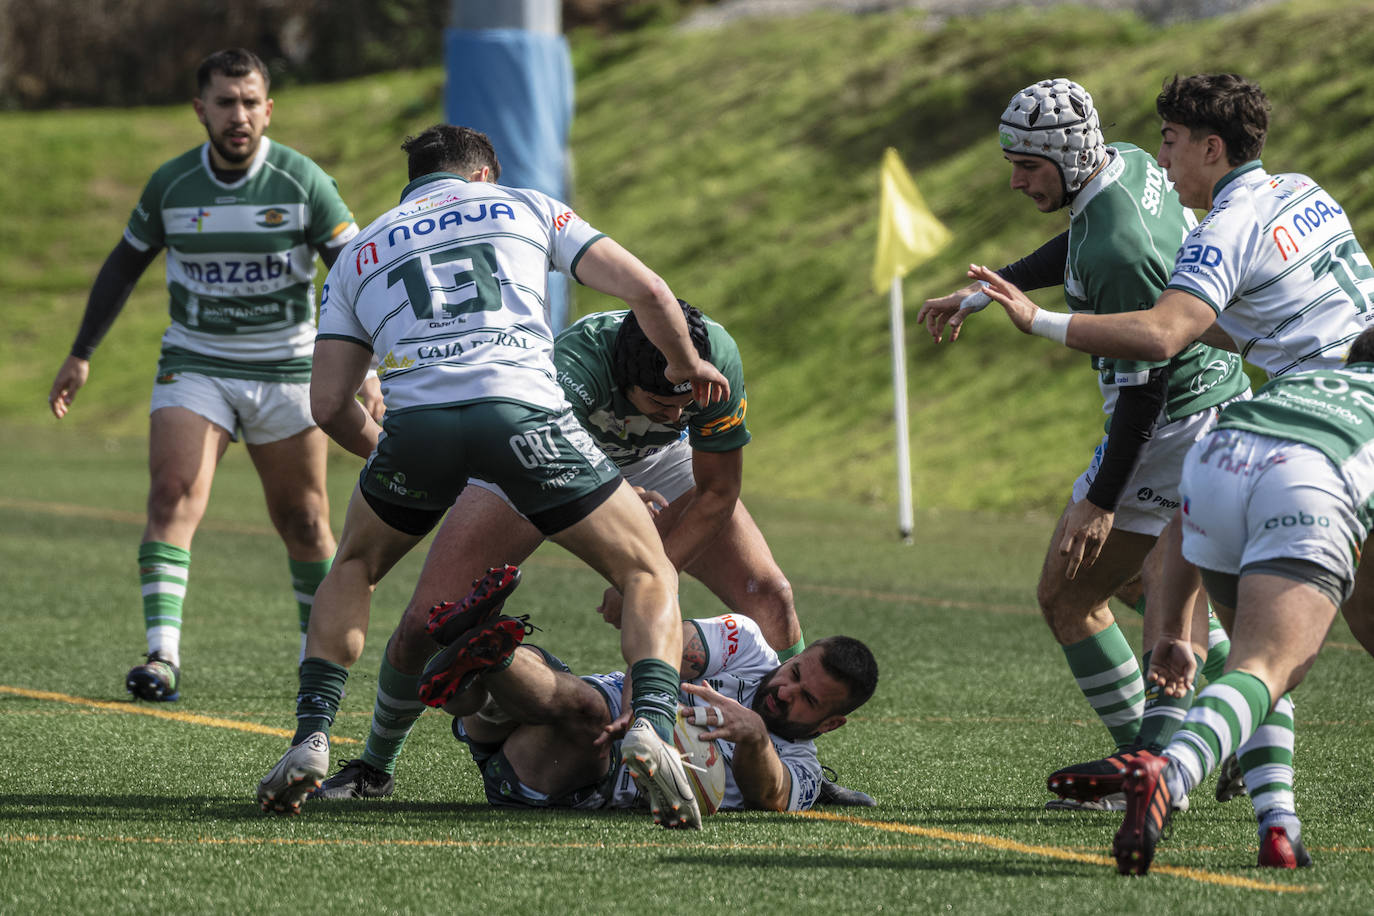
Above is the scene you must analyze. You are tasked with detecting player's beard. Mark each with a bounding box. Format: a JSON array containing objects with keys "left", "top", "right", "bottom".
[
  {"left": 207, "top": 127, "right": 258, "bottom": 167},
  {"left": 751, "top": 670, "right": 819, "bottom": 741}
]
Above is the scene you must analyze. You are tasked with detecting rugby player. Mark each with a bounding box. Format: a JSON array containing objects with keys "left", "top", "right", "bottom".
[
  {"left": 255, "top": 125, "right": 729, "bottom": 829},
  {"left": 47, "top": 49, "right": 368, "bottom": 702}
]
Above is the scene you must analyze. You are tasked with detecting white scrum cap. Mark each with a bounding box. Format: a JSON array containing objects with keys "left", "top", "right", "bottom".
[{"left": 998, "top": 78, "right": 1106, "bottom": 196}]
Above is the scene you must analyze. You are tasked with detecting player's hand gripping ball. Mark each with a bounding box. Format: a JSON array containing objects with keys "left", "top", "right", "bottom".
[{"left": 674, "top": 706, "right": 728, "bottom": 815}]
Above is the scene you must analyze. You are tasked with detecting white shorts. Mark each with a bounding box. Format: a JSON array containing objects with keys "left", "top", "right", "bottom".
[
  {"left": 470, "top": 437, "right": 696, "bottom": 515},
  {"left": 1179, "top": 429, "right": 1365, "bottom": 592},
  {"left": 1072, "top": 402, "right": 1235, "bottom": 537},
  {"left": 149, "top": 371, "right": 314, "bottom": 445}
]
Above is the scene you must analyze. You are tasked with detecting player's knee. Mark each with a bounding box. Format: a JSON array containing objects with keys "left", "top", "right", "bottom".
[
  {"left": 145, "top": 474, "right": 203, "bottom": 523},
  {"left": 273, "top": 501, "right": 332, "bottom": 550},
  {"left": 738, "top": 573, "right": 796, "bottom": 622}
]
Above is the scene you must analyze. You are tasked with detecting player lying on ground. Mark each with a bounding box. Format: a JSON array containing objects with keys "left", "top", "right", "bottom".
[
  {"left": 416, "top": 568, "right": 878, "bottom": 818},
  {"left": 307, "top": 305, "right": 874, "bottom": 806}
]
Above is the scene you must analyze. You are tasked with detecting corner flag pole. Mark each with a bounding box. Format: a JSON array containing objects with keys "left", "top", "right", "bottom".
[
  {"left": 888, "top": 279, "right": 915, "bottom": 543},
  {"left": 871, "top": 147, "right": 951, "bottom": 543}
]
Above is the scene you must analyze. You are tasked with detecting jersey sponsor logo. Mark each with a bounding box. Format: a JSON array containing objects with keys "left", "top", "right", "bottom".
[
  {"left": 378, "top": 351, "right": 414, "bottom": 374},
  {"left": 1139, "top": 162, "right": 1166, "bottom": 216},
  {"left": 1188, "top": 357, "right": 1239, "bottom": 395},
  {"left": 180, "top": 251, "right": 295, "bottom": 290},
  {"left": 255, "top": 207, "right": 290, "bottom": 228},
  {"left": 155, "top": 372, "right": 178, "bottom": 384},
  {"left": 697, "top": 398, "right": 747, "bottom": 437},
  {"left": 1290, "top": 198, "right": 1346, "bottom": 238},
  {"left": 720, "top": 614, "right": 740, "bottom": 665},
  {"left": 356, "top": 241, "right": 380, "bottom": 274},
  {"left": 385, "top": 203, "right": 517, "bottom": 248},
  {"left": 552, "top": 209, "right": 581, "bottom": 231},
  {"left": 216, "top": 196, "right": 238, "bottom": 204},
  {"left": 1175, "top": 243, "right": 1223, "bottom": 274},
  {"left": 1273, "top": 226, "right": 1300, "bottom": 261},
  {"left": 1269, "top": 175, "right": 1312, "bottom": 201},
  {"left": 189, "top": 207, "right": 212, "bottom": 231},
  {"left": 557, "top": 371, "right": 595, "bottom": 407},
  {"left": 1192, "top": 199, "right": 1228, "bottom": 236}
]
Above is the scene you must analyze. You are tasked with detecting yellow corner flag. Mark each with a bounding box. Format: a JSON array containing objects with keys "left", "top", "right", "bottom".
[{"left": 872, "top": 147, "right": 952, "bottom": 294}]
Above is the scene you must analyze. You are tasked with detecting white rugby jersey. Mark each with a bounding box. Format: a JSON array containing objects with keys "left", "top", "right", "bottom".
[
  {"left": 1164, "top": 162, "right": 1374, "bottom": 377},
  {"left": 318, "top": 173, "right": 605, "bottom": 413},
  {"left": 608, "top": 614, "right": 824, "bottom": 812}
]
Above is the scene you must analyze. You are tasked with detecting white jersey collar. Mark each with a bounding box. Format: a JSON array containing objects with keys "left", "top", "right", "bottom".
[
  {"left": 200, "top": 136, "right": 271, "bottom": 188},
  {"left": 1068, "top": 147, "right": 1123, "bottom": 218}
]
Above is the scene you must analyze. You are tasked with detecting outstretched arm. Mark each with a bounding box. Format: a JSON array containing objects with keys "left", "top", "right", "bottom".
[
  {"left": 917, "top": 231, "right": 1069, "bottom": 343},
  {"left": 969, "top": 266, "right": 1217, "bottom": 361},
  {"left": 49, "top": 238, "right": 159, "bottom": 418},
  {"left": 571, "top": 237, "right": 729, "bottom": 405}
]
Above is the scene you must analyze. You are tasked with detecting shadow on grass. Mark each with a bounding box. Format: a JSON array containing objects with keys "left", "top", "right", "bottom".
[{"left": 659, "top": 851, "right": 1089, "bottom": 878}]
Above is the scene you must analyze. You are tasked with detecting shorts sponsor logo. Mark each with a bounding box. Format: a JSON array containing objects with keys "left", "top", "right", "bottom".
[
  {"left": 1263, "top": 512, "right": 1331, "bottom": 529},
  {"left": 1136, "top": 487, "right": 1179, "bottom": 510},
  {"left": 510, "top": 425, "right": 560, "bottom": 469},
  {"left": 540, "top": 468, "right": 578, "bottom": 491},
  {"left": 373, "top": 470, "right": 428, "bottom": 500}
]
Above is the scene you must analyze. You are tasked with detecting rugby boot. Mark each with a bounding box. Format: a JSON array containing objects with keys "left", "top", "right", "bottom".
[
  {"left": 257, "top": 731, "right": 330, "bottom": 815},
  {"left": 1258, "top": 825, "right": 1312, "bottom": 868},
  {"left": 126, "top": 653, "right": 181, "bottom": 701},
  {"left": 310, "top": 758, "right": 395, "bottom": 800},
  {"left": 817, "top": 767, "right": 876, "bottom": 807},
  {"left": 1047, "top": 748, "right": 1136, "bottom": 801},
  {"left": 417, "top": 615, "right": 529, "bottom": 708},
  {"left": 1214, "top": 752, "right": 1248, "bottom": 802},
  {"left": 1111, "top": 750, "right": 1177, "bottom": 876},
  {"left": 426, "top": 564, "right": 522, "bottom": 645},
  {"left": 622, "top": 717, "right": 703, "bottom": 830}
]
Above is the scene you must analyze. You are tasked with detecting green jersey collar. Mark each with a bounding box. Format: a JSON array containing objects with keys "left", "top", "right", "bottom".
[
  {"left": 399, "top": 171, "right": 469, "bottom": 203},
  {"left": 1213, "top": 160, "right": 1263, "bottom": 200}
]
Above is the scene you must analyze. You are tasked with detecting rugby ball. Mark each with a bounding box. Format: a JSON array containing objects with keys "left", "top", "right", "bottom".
[{"left": 673, "top": 708, "right": 727, "bottom": 815}]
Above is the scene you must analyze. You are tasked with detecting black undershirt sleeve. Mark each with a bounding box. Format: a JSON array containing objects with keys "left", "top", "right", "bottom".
[
  {"left": 1085, "top": 366, "right": 1171, "bottom": 511},
  {"left": 70, "top": 238, "right": 160, "bottom": 360},
  {"left": 995, "top": 230, "right": 1069, "bottom": 291}
]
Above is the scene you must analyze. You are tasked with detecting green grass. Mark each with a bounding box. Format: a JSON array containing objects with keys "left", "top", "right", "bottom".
[
  {"left": 2, "top": 430, "right": 1374, "bottom": 913},
  {"left": 7, "top": 1, "right": 1374, "bottom": 513}
]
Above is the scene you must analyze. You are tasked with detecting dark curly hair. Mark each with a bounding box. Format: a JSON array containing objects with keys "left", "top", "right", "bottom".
[
  {"left": 611, "top": 299, "right": 711, "bottom": 396},
  {"left": 1156, "top": 73, "right": 1269, "bottom": 166}
]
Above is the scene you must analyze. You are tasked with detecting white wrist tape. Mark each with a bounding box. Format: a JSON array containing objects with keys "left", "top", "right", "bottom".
[
  {"left": 1030, "top": 308, "right": 1072, "bottom": 345},
  {"left": 959, "top": 282, "right": 992, "bottom": 313}
]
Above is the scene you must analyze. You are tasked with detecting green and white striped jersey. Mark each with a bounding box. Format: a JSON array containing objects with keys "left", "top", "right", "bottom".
[
  {"left": 553, "top": 310, "right": 750, "bottom": 466},
  {"left": 1218, "top": 363, "right": 1374, "bottom": 473},
  {"left": 319, "top": 173, "right": 604, "bottom": 415},
  {"left": 125, "top": 137, "right": 357, "bottom": 381},
  {"left": 1164, "top": 162, "right": 1374, "bottom": 377},
  {"left": 1065, "top": 144, "right": 1249, "bottom": 422}
]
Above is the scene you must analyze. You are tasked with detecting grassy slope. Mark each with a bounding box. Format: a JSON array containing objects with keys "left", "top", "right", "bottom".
[{"left": 4, "top": 0, "right": 1374, "bottom": 511}]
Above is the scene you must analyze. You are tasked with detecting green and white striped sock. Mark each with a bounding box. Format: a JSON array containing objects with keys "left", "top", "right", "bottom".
[
  {"left": 139, "top": 541, "right": 190, "bottom": 668},
  {"left": 1062, "top": 624, "right": 1144, "bottom": 751},
  {"left": 1166, "top": 670, "right": 1271, "bottom": 795}
]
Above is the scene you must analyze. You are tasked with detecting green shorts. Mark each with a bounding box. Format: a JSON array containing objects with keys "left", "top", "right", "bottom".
[{"left": 359, "top": 401, "right": 621, "bottom": 536}]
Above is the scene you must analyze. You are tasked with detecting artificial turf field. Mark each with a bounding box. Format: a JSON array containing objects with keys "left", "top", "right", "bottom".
[{"left": 2, "top": 430, "right": 1372, "bottom": 914}]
